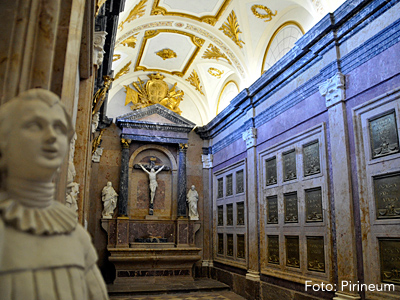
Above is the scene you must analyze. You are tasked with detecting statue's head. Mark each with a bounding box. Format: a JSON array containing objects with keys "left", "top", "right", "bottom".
[
  {"left": 191, "top": 185, "right": 195, "bottom": 190},
  {"left": 150, "top": 168, "right": 155, "bottom": 173},
  {"left": 107, "top": 181, "right": 112, "bottom": 187},
  {"left": 0, "top": 89, "right": 74, "bottom": 184}
]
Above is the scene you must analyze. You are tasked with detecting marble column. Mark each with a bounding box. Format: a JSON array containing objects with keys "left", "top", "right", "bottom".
[
  {"left": 242, "top": 127, "right": 260, "bottom": 281},
  {"left": 201, "top": 152, "right": 213, "bottom": 267},
  {"left": 319, "top": 73, "right": 360, "bottom": 300},
  {"left": 178, "top": 143, "right": 188, "bottom": 217},
  {"left": 118, "top": 138, "right": 131, "bottom": 217}
]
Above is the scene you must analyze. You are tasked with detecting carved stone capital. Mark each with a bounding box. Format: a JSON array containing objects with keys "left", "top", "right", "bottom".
[
  {"left": 179, "top": 143, "right": 188, "bottom": 152},
  {"left": 242, "top": 127, "right": 257, "bottom": 148},
  {"left": 319, "top": 72, "right": 345, "bottom": 108},
  {"left": 93, "top": 31, "right": 108, "bottom": 67},
  {"left": 121, "top": 138, "right": 131, "bottom": 149},
  {"left": 201, "top": 154, "right": 213, "bottom": 169}
]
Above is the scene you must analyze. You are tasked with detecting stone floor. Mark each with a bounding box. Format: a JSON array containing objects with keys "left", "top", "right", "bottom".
[{"left": 110, "top": 290, "right": 246, "bottom": 300}]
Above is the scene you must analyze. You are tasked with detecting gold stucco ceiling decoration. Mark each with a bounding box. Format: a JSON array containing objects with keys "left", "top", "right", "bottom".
[
  {"left": 115, "top": 61, "right": 131, "bottom": 80},
  {"left": 118, "top": 0, "right": 147, "bottom": 30},
  {"left": 208, "top": 67, "right": 224, "bottom": 78},
  {"left": 135, "top": 29, "right": 205, "bottom": 77},
  {"left": 120, "top": 33, "right": 139, "bottom": 48},
  {"left": 186, "top": 70, "right": 204, "bottom": 95},
  {"left": 151, "top": 0, "right": 231, "bottom": 26},
  {"left": 113, "top": 54, "right": 121, "bottom": 62},
  {"left": 124, "top": 72, "right": 184, "bottom": 115},
  {"left": 156, "top": 48, "right": 177, "bottom": 60},
  {"left": 202, "top": 44, "right": 231, "bottom": 65},
  {"left": 219, "top": 10, "right": 245, "bottom": 48},
  {"left": 251, "top": 4, "right": 277, "bottom": 22}
]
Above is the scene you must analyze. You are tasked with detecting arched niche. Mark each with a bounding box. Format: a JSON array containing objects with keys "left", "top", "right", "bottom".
[{"left": 128, "top": 144, "right": 178, "bottom": 219}]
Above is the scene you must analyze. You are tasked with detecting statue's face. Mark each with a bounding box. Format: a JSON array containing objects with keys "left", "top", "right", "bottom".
[
  {"left": 150, "top": 168, "right": 155, "bottom": 173},
  {"left": 5, "top": 100, "right": 69, "bottom": 181}
]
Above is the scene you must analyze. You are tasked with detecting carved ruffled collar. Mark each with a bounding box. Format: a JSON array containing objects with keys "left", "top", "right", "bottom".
[{"left": 0, "top": 196, "right": 77, "bottom": 235}]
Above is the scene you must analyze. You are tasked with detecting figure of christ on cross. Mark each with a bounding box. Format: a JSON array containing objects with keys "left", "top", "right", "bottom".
[{"left": 138, "top": 162, "right": 165, "bottom": 215}]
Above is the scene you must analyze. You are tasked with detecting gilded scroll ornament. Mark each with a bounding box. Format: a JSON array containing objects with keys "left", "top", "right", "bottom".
[
  {"left": 124, "top": 73, "right": 184, "bottom": 115},
  {"left": 92, "top": 75, "right": 114, "bottom": 115},
  {"left": 156, "top": 48, "right": 177, "bottom": 60},
  {"left": 114, "top": 61, "right": 131, "bottom": 80},
  {"left": 251, "top": 5, "right": 277, "bottom": 22},
  {"left": 113, "top": 54, "right": 121, "bottom": 62},
  {"left": 95, "top": 0, "right": 107, "bottom": 16},
  {"left": 118, "top": 0, "right": 147, "bottom": 30},
  {"left": 202, "top": 44, "right": 231, "bottom": 65},
  {"left": 92, "top": 129, "right": 106, "bottom": 155},
  {"left": 120, "top": 34, "right": 138, "bottom": 49},
  {"left": 186, "top": 70, "right": 204, "bottom": 95},
  {"left": 219, "top": 11, "right": 245, "bottom": 48},
  {"left": 208, "top": 67, "right": 224, "bottom": 78}
]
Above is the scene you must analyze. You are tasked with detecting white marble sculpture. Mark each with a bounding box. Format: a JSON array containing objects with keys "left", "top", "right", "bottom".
[
  {"left": 66, "top": 181, "right": 79, "bottom": 213},
  {"left": 187, "top": 185, "right": 199, "bottom": 220},
  {"left": 138, "top": 163, "right": 165, "bottom": 205},
  {"left": 102, "top": 181, "right": 118, "bottom": 218},
  {"left": 0, "top": 89, "right": 109, "bottom": 299}
]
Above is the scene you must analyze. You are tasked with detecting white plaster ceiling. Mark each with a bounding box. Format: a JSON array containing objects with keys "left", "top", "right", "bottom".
[{"left": 107, "top": 0, "right": 346, "bottom": 125}]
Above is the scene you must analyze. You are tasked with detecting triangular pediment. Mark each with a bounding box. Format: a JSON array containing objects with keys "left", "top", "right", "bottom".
[{"left": 116, "top": 104, "right": 195, "bottom": 127}]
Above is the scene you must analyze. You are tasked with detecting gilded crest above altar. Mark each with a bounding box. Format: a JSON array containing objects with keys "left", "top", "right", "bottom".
[{"left": 123, "top": 72, "right": 184, "bottom": 115}]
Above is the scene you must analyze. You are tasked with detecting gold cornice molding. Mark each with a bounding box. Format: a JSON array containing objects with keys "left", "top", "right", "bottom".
[
  {"left": 135, "top": 29, "right": 205, "bottom": 77},
  {"left": 151, "top": 0, "right": 232, "bottom": 26},
  {"left": 216, "top": 80, "right": 239, "bottom": 114},
  {"left": 261, "top": 21, "right": 305, "bottom": 75}
]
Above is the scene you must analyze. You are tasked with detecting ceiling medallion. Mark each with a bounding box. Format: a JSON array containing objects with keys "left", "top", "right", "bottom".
[
  {"left": 113, "top": 54, "right": 121, "bottom": 62},
  {"left": 186, "top": 70, "right": 204, "bottom": 96},
  {"left": 156, "top": 48, "right": 177, "bottom": 60},
  {"left": 202, "top": 44, "right": 231, "bottom": 65},
  {"left": 135, "top": 29, "right": 205, "bottom": 77},
  {"left": 118, "top": 0, "right": 147, "bottom": 30},
  {"left": 208, "top": 68, "right": 224, "bottom": 78},
  {"left": 124, "top": 73, "right": 184, "bottom": 115},
  {"left": 251, "top": 5, "right": 277, "bottom": 22},
  {"left": 151, "top": 0, "right": 232, "bottom": 26},
  {"left": 114, "top": 61, "right": 131, "bottom": 80},
  {"left": 219, "top": 11, "right": 245, "bottom": 48},
  {"left": 120, "top": 33, "right": 138, "bottom": 48}
]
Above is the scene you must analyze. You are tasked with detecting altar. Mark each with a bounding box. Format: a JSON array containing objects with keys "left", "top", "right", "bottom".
[{"left": 101, "top": 103, "right": 201, "bottom": 284}]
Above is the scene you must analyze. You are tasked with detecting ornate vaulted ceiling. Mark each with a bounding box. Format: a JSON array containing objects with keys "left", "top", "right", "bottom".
[{"left": 106, "top": 0, "right": 345, "bottom": 125}]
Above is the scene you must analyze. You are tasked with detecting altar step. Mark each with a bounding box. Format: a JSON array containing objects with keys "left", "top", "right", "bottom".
[{"left": 107, "top": 278, "right": 230, "bottom": 297}]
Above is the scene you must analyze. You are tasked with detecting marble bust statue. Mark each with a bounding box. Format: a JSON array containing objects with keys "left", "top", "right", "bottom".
[{"left": 0, "top": 89, "right": 109, "bottom": 299}]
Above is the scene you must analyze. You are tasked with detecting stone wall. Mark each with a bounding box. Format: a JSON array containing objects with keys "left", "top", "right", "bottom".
[{"left": 197, "top": 0, "right": 400, "bottom": 299}]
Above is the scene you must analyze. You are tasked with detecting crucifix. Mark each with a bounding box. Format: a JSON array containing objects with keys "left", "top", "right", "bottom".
[{"left": 134, "top": 157, "right": 170, "bottom": 215}]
